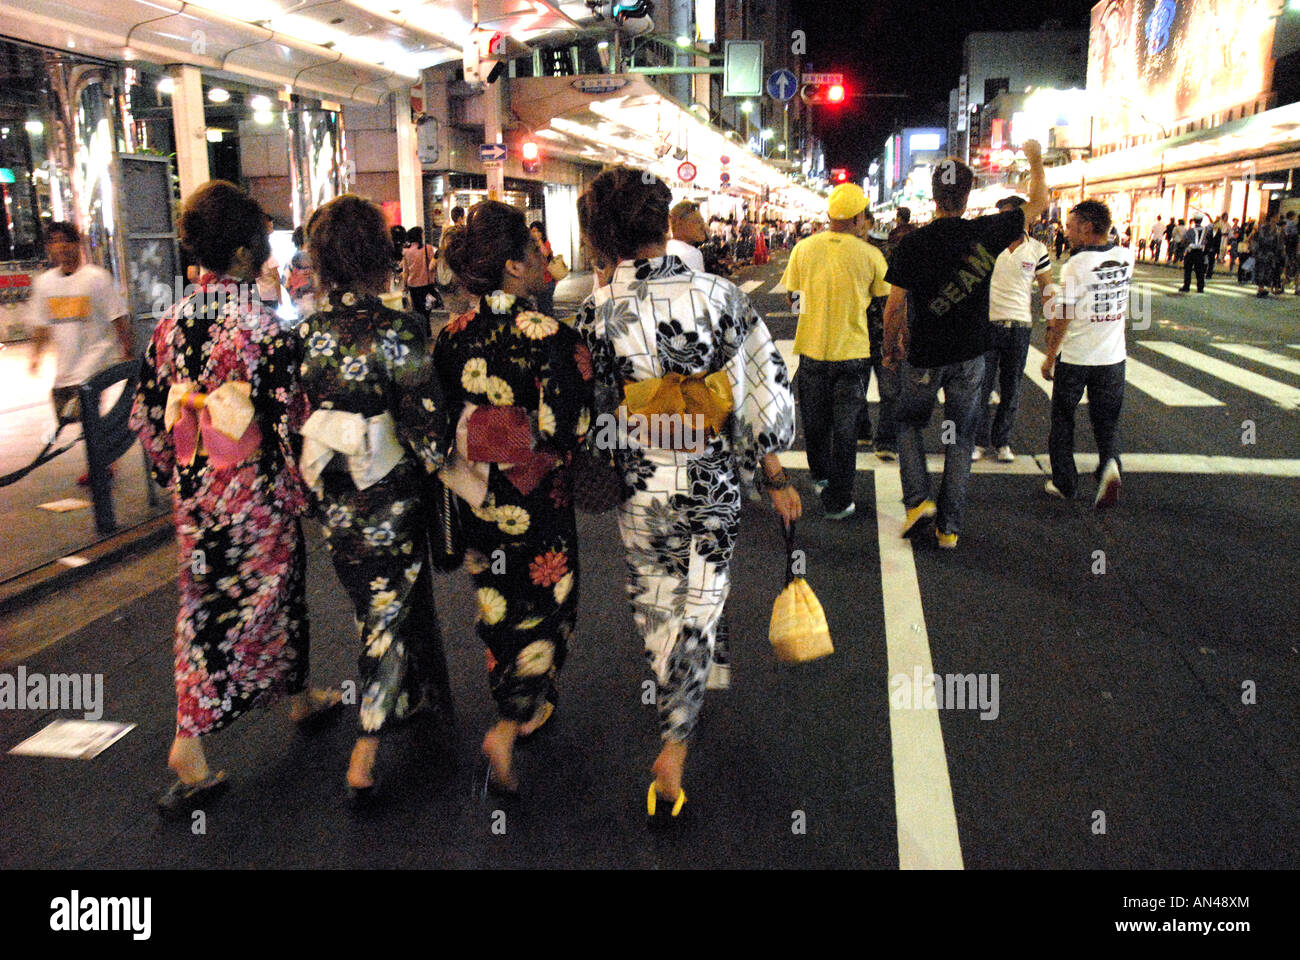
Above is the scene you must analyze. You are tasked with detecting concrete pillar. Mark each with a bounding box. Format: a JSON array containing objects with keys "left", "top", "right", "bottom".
[
  {"left": 483, "top": 80, "right": 505, "bottom": 201},
  {"left": 170, "top": 65, "right": 209, "bottom": 198},
  {"left": 394, "top": 92, "right": 423, "bottom": 230}
]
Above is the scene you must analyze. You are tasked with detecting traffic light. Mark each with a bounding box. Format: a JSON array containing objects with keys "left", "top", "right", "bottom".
[
  {"left": 799, "top": 73, "right": 845, "bottom": 105},
  {"left": 522, "top": 140, "right": 541, "bottom": 175},
  {"left": 831, "top": 168, "right": 849, "bottom": 183}
]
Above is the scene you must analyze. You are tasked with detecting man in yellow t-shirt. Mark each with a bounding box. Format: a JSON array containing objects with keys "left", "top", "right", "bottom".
[{"left": 781, "top": 183, "right": 889, "bottom": 519}]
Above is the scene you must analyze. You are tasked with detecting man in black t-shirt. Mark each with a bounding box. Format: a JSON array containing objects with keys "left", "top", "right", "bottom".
[{"left": 881, "top": 141, "right": 1047, "bottom": 548}]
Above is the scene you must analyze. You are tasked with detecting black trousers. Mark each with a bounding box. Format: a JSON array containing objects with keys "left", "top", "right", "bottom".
[{"left": 1181, "top": 249, "right": 1206, "bottom": 292}]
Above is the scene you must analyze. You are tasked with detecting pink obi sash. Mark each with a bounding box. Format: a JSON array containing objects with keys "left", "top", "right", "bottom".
[{"left": 164, "top": 382, "right": 262, "bottom": 469}]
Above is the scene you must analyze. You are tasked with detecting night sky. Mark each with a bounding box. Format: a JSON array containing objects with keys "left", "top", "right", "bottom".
[{"left": 794, "top": 0, "right": 1099, "bottom": 176}]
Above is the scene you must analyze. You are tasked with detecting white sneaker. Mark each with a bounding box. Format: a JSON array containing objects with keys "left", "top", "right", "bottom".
[
  {"left": 1044, "top": 480, "right": 1066, "bottom": 499},
  {"left": 971, "top": 446, "right": 984, "bottom": 461},
  {"left": 1094, "top": 459, "right": 1121, "bottom": 509},
  {"left": 996, "top": 445, "right": 1015, "bottom": 463},
  {"left": 811, "top": 479, "right": 828, "bottom": 495}
]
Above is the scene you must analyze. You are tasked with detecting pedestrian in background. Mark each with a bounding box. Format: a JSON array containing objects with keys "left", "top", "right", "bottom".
[
  {"left": 28, "top": 220, "right": 134, "bottom": 485},
  {"left": 576, "top": 167, "right": 798, "bottom": 826},
  {"left": 402, "top": 226, "right": 438, "bottom": 322},
  {"left": 1205, "top": 215, "right": 1224, "bottom": 279},
  {"left": 283, "top": 225, "right": 317, "bottom": 319},
  {"left": 256, "top": 213, "right": 283, "bottom": 313},
  {"left": 1147, "top": 218, "right": 1163, "bottom": 263},
  {"left": 666, "top": 200, "right": 707, "bottom": 272},
  {"left": 863, "top": 211, "right": 900, "bottom": 461},
  {"left": 882, "top": 140, "right": 1047, "bottom": 550},
  {"left": 438, "top": 200, "right": 593, "bottom": 797},
  {"left": 1179, "top": 216, "right": 1209, "bottom": 293},
  {"left": 782, "top": 182, "right": 889, "bottom": 519},
  {"left": 1252, "top": 213, "right": 1284, "bottom": 297},
  {"left": 529, "top": 221, "right": 557, "bottom": 316},
  {"left": 974, "top": 195, "right": 1054, "bottom": 463},
  {"left": 1041, "top": 199, "right": 1132, "bottom": 508},
  {"left": 130, "top": 180, "right": 341, "bottom": 815},
  {"left": 298, "top": 194, "right": 451, "bottom": 805}
]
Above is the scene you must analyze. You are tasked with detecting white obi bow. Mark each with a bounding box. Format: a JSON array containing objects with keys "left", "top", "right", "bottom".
[{"left": 300, "top": 409, "right": 405, "bottom": 496}]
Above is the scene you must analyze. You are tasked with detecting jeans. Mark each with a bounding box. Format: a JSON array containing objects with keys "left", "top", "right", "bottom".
[
  {"left": 797, "top": 356, "right": 869, "bottom": 512},
  {"left": 976, "top": 323, "right": 1032, "bottom": 449},
  {"left": 895, "top": 355, "right": 985, "bottom": 536},
  {"left": 1181, "top": 249, "right": 1206, "bottom": 291},
  {"left": 1049, "top": 359, "right": 1125, "bottom": 498}
]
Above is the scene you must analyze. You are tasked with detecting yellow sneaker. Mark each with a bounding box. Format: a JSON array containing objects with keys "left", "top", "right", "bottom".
[
  {"left": 936, "top": 530, "right": 958, "bottom": 550},
  {"left": 901, "top": 499, "right": 937, "bottom": 538}
]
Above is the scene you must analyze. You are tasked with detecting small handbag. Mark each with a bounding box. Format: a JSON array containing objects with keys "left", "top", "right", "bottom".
[
  {"left": 769, "top": 521, "right": 833, "bottom": 663},
  {"left": 428, "top": 474, "right": 465, "bottom": 572},
  {"left": 548, "top": 255, "right": 570, "bottom": 280},
  {"left": 568, "top": 432, "right": 625, "bottom": 514}
]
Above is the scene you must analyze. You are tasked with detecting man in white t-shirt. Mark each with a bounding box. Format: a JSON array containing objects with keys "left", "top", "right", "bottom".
[
  {"left": 666, "top": 200, "right": 707, "bottom": 273},
  {"left": 28, "top": 221, "right": 133, "bottom": 482},
  {"left": 1042, "top": 199, "right": 1133, "bottom": 508},
  {"left": 974, "top": 195, "right": 1054, "bottom": 462}
]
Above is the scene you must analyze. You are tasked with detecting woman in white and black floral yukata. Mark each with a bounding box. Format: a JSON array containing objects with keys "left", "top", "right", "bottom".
[{"left": 576, "top": 167, "right": 800, "bottom": 824}]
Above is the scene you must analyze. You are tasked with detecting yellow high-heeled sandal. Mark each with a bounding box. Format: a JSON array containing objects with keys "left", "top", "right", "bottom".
[{"left": 646, "top": 781, "right": 686, "bottom": 826}]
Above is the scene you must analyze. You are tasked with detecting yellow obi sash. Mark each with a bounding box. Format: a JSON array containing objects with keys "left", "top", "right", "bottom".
[{"left": 619, "top": 370, "right": 734, "bottom": 451}]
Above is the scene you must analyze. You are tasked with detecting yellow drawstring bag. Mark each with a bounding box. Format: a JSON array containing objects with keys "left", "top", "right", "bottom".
[{"left": 769, "top": 521, "right": 833, "bottom": 663}]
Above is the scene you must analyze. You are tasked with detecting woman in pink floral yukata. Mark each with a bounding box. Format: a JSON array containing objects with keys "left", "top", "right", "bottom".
[{"left": 131, "top": 180, "right": 341, "bottom": 817}]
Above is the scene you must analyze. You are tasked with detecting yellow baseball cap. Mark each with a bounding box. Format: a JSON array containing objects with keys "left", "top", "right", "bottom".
[{"left": 827, "top": 183, "right": 868, "bottom": 220}]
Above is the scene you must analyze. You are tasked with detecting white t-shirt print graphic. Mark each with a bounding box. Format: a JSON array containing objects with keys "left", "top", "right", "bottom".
[{"left": 1057, "top": 244, "right": 1133, "bottom": 367}]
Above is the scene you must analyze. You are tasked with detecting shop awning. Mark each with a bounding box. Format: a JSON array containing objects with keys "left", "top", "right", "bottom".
[
  {"left": 510, "top": 75, "right": 826, "bottom": 216},
  {"left": 1047, "top": 100, "right": 1300, "bottom": 192},
  {"left": 0, "top": 0, "right": 596, "bottom": 105}
]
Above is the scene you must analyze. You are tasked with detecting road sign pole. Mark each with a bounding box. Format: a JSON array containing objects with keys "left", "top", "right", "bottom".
[{"left": 484, "top": 80, "right": 504, "bottom": 200}]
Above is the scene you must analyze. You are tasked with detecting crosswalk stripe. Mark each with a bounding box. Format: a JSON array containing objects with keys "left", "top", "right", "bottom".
[
  {"left": 873, "top": 468, "right": 964, "bottom": 870},
  {"left": 739, "top": 280, "right": 764, "bottom": 293},
  {"left": 776, "top": 339, "right": 879, "bottom": 400},
  {"left": 776, "top": 450, "right": 1300, "bottom": 477},
  {"left": 1136, "top": 280, "right": 1253, "bottom": 298},
  {"left": 1025, "top": 345, "right": 1086, "bottom": 403},
  {"left": 1211, "top": 343, "right": 1300, "bottom": 377},
  {"left": 1123, "top": 354, "right": 1224, "bottom": 406},
  {"left": 1138, "top": 341, "right": 1300, "bottom": 409},
  {"left": 769, "top": 280, "right": 787, "bottom": 294}
]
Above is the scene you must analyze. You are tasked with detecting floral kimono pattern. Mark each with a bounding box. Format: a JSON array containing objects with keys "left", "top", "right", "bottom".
[
  {"left": 298, "top": 290, "right": 448, "bottom": 734},
  {"left": 575, "top": 256, "right": 794, "bottom": 742},
  {"left": 131, "top": 274, "right": 311, "bottom": 738},
  {"left": 433, "top": 292, "right": 594, "bottom": 722}
]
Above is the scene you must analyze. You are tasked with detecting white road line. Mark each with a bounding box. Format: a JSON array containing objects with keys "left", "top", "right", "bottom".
[
  {"left": 740, "top": 279, "right": 764, "bottom": 293},
  {"left": 1025, "top": 345, "right": 1086, "bottom": 402},
  {"left": 1139, "top": 341, "right": 1300, "bottom": 409},
  {"left": 1211, "top": 343, "right": 1300, "bottom": 378},
  {"left": 769, "top": 280, "right": 788, "bottom": 294},
  {"left": 873, "top": 467, "right": 964, "bottom": 870},
  {"left": 776, "top": 450, "right": 1300, "bottom": 477},
  {"left": 764, "top": 310, "right": 797, "bottom": 318},
  {"left": 776, "top": 339, "right": 880, "bottom": 401},
  {"left": 1123, "top": 355, "right": 1223, "bottom": 406}
]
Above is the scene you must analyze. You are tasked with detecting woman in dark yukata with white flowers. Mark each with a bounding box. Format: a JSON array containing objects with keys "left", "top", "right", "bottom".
[
  {"left": 296, "top": 195, "right": 449, "bottom": 804},
  {"left": 132, "top": 180, "right": 342, "bottom": 816},
  {"left": 435, "top": 200, "right": 593, "bottom": 797}
]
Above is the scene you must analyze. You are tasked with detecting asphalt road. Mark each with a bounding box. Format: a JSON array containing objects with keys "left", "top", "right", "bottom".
[{"left": 1, "top": 248, "right": 1297, "bottom": 869}]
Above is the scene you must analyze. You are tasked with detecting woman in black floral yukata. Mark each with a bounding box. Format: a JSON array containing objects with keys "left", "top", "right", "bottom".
[
  {"left": 297, "top": 195, "right": 449, "bottom": 803},
  {"left": 436, "top": 201, "right": 593, "bottom": 796}
]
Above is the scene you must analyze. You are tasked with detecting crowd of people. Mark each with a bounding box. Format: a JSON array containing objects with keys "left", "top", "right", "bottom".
[{"left": 20, "top": 131, "right": 1234, "bottom": 830}]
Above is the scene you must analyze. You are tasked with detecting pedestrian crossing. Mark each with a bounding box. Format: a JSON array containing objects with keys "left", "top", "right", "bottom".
[
  {"left": 740, "top": 275, "right": 1259, "bottom": 300},
  {"left": 773, "top": 338, "right": 1300, "bottom": 410}
]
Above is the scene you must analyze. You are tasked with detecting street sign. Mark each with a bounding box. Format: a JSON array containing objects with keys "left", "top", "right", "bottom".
[
  {"left": 571, "top": 77, "right": 628, "bottom": 95},
  {"left": 720, "top": 155, "right": 730, "bottom": 165},
  {"left": 723, "top": 40, "right": 763, "bottom": 97},
  {"left": 719, "top": 171, "right": 731, "bottom": 185},
  {"left": 801, "top": 72, "right": 843, "bottom": 86},
  {"left": 479, "top": 143, "right": 507, "bottom": 163},
  {"left": 767, "top": 69, "right": 797, "bottom": 102},
  {"left": 677, "top": 161, "right": 697, "bottom": 182}
]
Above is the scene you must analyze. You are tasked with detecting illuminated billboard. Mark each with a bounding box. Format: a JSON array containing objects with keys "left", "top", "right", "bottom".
[{"left": 1087, "top": 0, "right": 1277, "bottom": 144}]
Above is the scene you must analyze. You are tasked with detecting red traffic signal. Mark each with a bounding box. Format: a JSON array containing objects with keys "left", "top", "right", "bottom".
[
  {"left": 831, "top": 168, "right": 849, "bottom": 183},
  {"left": 522, "top": 140, "right": 540, "bottom": 174},
  {"left": 827, "top": 84, "right": 845, "bottom": 103},
  {"left": 800, "top": 82, "right": 847, "bottom": 105}
]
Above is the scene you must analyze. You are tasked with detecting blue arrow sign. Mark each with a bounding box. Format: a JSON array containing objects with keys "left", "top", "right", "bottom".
[
  {"left": 767, "top": 69, "right": 797, "bottom": 102},
  {"left": 479, "top": 143, "right": 507, "bottom": 162}
]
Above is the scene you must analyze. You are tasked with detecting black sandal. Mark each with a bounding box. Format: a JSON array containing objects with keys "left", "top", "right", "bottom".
[
  {"left": 515, "top": 700, "right": 556, "bottom": 743},
  {"left": 292, "top": 689, "right": 345, "bottom": 734},
  {"left": 157, "top": 771, "right": 229, "bottom": 818}
]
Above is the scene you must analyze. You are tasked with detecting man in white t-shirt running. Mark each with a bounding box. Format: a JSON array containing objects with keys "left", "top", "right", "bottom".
[
  {"left": 27, "top": 221, "right": 134, "bottom": 483},
  {"left": 1042, "top": 199, "right": 1133, "bottom": 508},
  {"left": 974, "top": 195, "right": 1054, "bottom": 462},
  {"left": 666, "top": 200, "right": 707, "bottom": 273}
]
